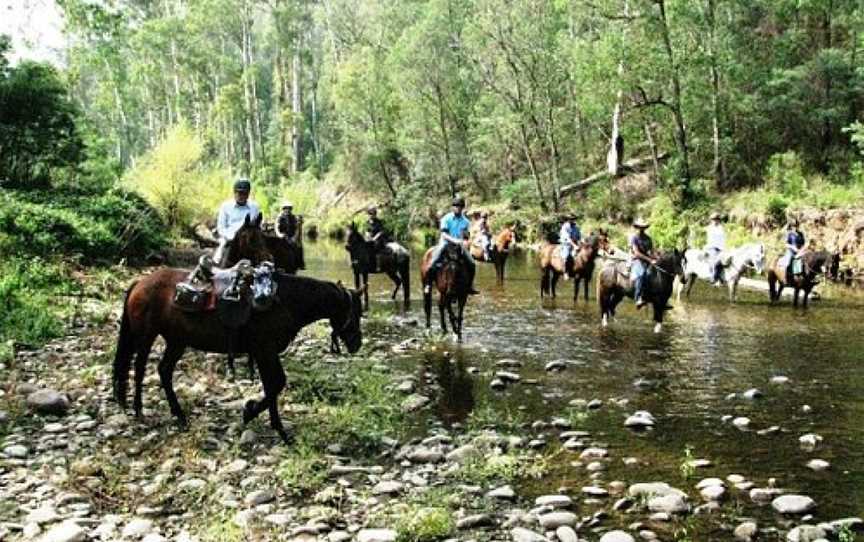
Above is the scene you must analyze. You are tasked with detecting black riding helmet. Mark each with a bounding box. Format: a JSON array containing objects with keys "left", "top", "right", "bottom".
[
  {"left": 452, "top": 196, "right": 466, "bottom": 208},
  {"left": 234, "top": 178, "right": 251, "bottom": 192}
]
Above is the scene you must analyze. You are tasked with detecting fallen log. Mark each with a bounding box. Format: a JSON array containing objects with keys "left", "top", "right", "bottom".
[{"left": 560, "top": 152, "right": 669, "bottom": 197}]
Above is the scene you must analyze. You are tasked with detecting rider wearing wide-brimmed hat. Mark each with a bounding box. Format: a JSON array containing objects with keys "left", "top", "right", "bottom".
[
  {"left": 558, "top": 212, "right": 582, "bottom": 279},
  {"left": 705, "top": 212, "right": 727, "bottom": 285},
  {"left": 213, "top": 178, "right": 261, "bottom": 266},
  {"left": 472, "top": 210, "right": 493, "bottom": 261},
  {"left": 629, "top": 217, "right": 656, "bottom": 308},
  {"left": 276, "top": 201, "right": 298, "bottom": 241},
  {"left": 425, "top": 195, "right": 479, "bottom": 295}
]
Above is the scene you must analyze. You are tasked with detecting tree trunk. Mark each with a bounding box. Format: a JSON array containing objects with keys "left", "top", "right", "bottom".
[
  {"left": 241, "top": 1, "right": 256, "bottom": 169},
  {"left": 644, "top": 123, "right": 661, "bottom": 181},
  {"left": 519, "top": 123, "right": 548, "bottom": 212},
  {"left": 292, "top": 33, "right": 304, "bottom": 173},
  {"left": 607, "top": 0, "right": 629, "bottom": 176},
  {"left": 706, "top": 0, "right": 726, "bottom": 188}
]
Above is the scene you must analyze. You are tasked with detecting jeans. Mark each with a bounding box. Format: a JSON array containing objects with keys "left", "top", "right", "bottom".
[
  {"left": 708, "top": 247, "right": 722, "bottom": 282},
  {"left": 631, "top": 259, "right": 648, "bottom": 301}
]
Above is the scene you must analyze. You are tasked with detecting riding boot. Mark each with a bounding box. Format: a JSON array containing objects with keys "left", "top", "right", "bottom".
[
  {"left": 465, "top": 256, "right": 479, "bottom": 295},
  {"left": 634, "top": 277, "right": 646, "bottom": 309}
]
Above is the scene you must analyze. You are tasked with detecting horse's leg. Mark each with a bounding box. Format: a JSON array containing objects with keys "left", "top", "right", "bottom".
[
  {"left": 447, "top": 297, "right": 459, "bottom": 338},
  {"left": 584, "top": 274, "right": 591, "bottom": 301},
  {"left": 157, "top": 342, "right": 188, "bottom": 427},
  {"left": 793, "top": 287, "right": 800, "bottom": 308},
  {"left": 132, "top": 337, "right": 156, "bottom": 418},
  {"left": 424, "top": 289, "right": 432, "bottom": 328},
  {"left": 551, "top": 272, "right": 559, "bottom": 298},
  {"left": 803, "top": 286, "right": 811, "bottom": 308},
  {"left": 573, "top": 277, "right": 580, "bottom": 302},
  {"left": 438, "top": 294, "right": 448, "bottom": 333},
  {"left": 456, "top": 296, "right": 467, "bottom": 341},
  {"left": 686, "top": 273, "right": 696, "bottom": 298},
  {"left": 246, "top": 354, "right": 256, "bottom": 380},
  {"left": 226, "top": 353, "right": 237, "bottom": 379},
  {"left": 259, "top": 352, "right": 291, "bottom": 444},
  {"left": 652, "top": 302, "right": 663, "bottom": 334},
  {"left": 363, "top": 272, "right": 370, "bottom": 311},
  {"left": 385, "top": 268, "right": 400, "bottom": 300},
  {"left": 729, "top": 277, "right": 738, "bottom": 303},
  {"left": 540, "top": 267, "right": 548, "bottom": 298}
]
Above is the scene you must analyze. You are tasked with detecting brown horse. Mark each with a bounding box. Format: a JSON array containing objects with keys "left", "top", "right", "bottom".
[
  {"left": 421, "top": 243, "right": 470, "bottom": 341},
  {"left": 540, "top": 233, "right": 606, "bottom": 301},
  {"left": 597, "top": 250, "right": 685, "bottom": 333},
  {"left": 470, "top": 226, "right": 517, "bottom": 285},
  {"left": 227, "top": 215, "right": 304, "bottom": 274},
  {"left": 112, "top": 269, "right": 363, "bottom": 443},
  {"left": 767, "top": 250, "right": 839, "bottom": 307}
]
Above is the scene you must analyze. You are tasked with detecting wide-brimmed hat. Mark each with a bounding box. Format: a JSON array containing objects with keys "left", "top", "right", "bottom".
[
  {"left": 480, "top": 211, "right": 489, "bottom": 218},
  {"left": 281, "top": 201, "right": 293, "bottom": 209},
  {"left": 710, "top": 212, "right": 722, "bottom": 221},
  {"left": 233, "top": 178, "right": 251, "bottom": 192},
  {"left": 633, "top": 217, "right": 650, "bottom": 228}
]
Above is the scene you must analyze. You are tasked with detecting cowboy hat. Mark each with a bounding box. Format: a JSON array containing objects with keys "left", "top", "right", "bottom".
[
  {"left": 709, "top": 212, "right": 722, "bottom": 220},
  {"left": 633, "top": 217, "right": 650, "bottom": 228},
  {"left": 281, "top": 201, "right": 293, "bottom": 209}
]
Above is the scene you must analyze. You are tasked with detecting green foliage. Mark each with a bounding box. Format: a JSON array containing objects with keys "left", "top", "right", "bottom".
[
  {"left": 679, "top": 445, "right": 696, "bottom": 479},
  {"left": 765, "top": 152, "right": 808, "bottom": 198},
  {"left": 838, "top": 523, "right": 857, "bottom": 542},
  {"left": 0, "top": 37, "right": 84, "bottom": 187},
  {"left": 0, "top": 258, "right": 75, "bottom": 346},
  {"left": 394, "top": 507, "right": 454, "bottom": 542},
  {"left": 277, "top": 443, "right": 330, "bottom": 498}
]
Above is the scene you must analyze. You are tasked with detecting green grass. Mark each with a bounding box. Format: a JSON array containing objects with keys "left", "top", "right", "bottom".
[{"left": 679, "top": 445, "right": 696, "bottom": 480}]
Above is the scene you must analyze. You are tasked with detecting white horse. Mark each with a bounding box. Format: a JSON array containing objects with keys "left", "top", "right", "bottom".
[{"left": 675, "top": 242, "right": 766, "bottom": 302}]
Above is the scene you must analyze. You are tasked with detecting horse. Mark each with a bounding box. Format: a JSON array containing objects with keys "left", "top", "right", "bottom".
[
  {"left": 597, "top": 250, "right": 685, "bottom": 333},
  {"left": 767, "top": 250, "right": 839, "bottom": 307},
  {"left": 470, "top": 226, "right": 517, "bottom": 285},
  {"left": 539, "top": 233, "right": 606, "bottom": 301},
  {"left": 421, "top": 243, "right": 471, "bottom": 341},
  {"left": 344, "top": 223, "right": 410, "bottom": 310},
  {"left": 676, "top": 242, "right": 766, "bottom": 303},
  {"left": 112, "top": 270, "right": 363, "bottom": 443},
  {"left": 227, "top": 214, "right": 304, "bottom": 274}
]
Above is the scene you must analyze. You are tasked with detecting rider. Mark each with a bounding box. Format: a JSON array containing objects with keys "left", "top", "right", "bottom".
[
  {"left": 366, "top": 206, "right": 389, "bottom": 272},
  {"left": 705, "top": 212, "right": 726, "bottom": 285},
  {"left": 559, "top": 213, "right": 582, "bottom": 279},
  {"left": 424, "top": 196, "right": 479, "bottom": 296},
  {"left": 784, "top": 219, "right": 806, "bottom": 280},
  {"left": 473, "top": 211, "right": 493, "bottom": 261},
  {"left": 213, "top": 178, "right": 261, "bottom": 267},
  {"left": 630, "top": 217, "right": 657, "bottom": 308},
  {"left": 276, "top": 201, "right": 306, "bottom": 270}
]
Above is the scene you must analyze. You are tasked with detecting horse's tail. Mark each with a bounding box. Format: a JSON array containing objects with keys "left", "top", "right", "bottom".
[{"left": 112, "top": 281, "right": 138, "bottom": 408}]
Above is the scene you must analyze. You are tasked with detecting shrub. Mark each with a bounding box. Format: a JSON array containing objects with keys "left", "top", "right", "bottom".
[
  {"left": 0, "top": 258, "right": 76, "bottom": 346},
  {"left": 765, "top": 151, "right": 807, "bottom": 197}
]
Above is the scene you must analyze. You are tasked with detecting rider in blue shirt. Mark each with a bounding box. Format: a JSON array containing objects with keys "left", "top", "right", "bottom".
[
  {"left": 558, "top": 214, "right": 582, "bottom": 279},
  {"left": 424, "top": 196, "right": 479, "bottom": 295}
]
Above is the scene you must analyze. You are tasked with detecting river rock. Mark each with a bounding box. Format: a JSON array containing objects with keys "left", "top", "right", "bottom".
[
  {"left": 624, "top": 411, "right": 655, "bottom": 428},
  {"left": 786, "top": 525, "right": 827, "bottom": 542},
  {"left": 487, "top": 485, "right": 516, "bottom": 500},
  {"left": 771, "top": 376, "right": 790, "bottom": 384},
  {"left": 580, "top": 447, "right": 608, "bottom": 459},
  {"left": 583, "top": 486, "right": 609, "bottom": 497},
  {"left": 700, "top": 485, "right": 726, "bottom": 501},
  {"left": 628, "top": 482, "right": 685, "bottom": 499},
  {"left": 26, "top": 506, "right": 59, "bottom": 525},
  {"left": 490, "top": 378, "right": 506, "bottom": 391},
  {"left": 556, "top": 526, "right": 579, "bottom": 542},
  {"left": 396, "top": 380, "right": 415, "bottom": 394},
  {"left": 806, "top": 459, "right": 830, "bottom": 471},
  {"left": 122, "top": 518, "right": 153, "bottom": 539},
  {"left": 799, "top": 434, "right": 823, "bottom": 450},
  {"left": 535, "top": 495, "right": 572, "bottom": 509},
  {"left": 496, "top": 371, "right": 521, "bottom": 383},
  {"left": 401, "top": 394, "right": 430, "bottom": 413},
  {"left": 372, "top": 481, "right": 403, "bottom": 495},
  {"left": 773, "top": 495, "right": 816, "bottom": 515},
  {"left": 545, "top": 361, "right": 567, "bottom": 372},
  {"left": 357, "top": 529, "right": 397, "bottom": 542},
  {"left": 511, "top": 527, "right": 548, "bottom": 542},
  {"left": 828, "top": 518, "right": 864, "bottom": 533},
  {"left": 447, "top": 444, "right": 479, "bottom": 464},
  {"left": 38, "top": 521, "right": 86, "bottom": 542},
  {"left": 141, "top": 535, "right": 167, "bottom": 542},
  {"left": 695, "top": 478, "right": 724, "bottom": 489},
  {"left": 599, "top": 531, "right": 635, "bottom": 542},
  {"left": 587, "top": 399, "right": 603, "bottom": 409},
  {"left": 742, "top": 388, "right": 763, "bottom": 400},
  {"left": 27, "top": 389, "right": 70, "bottom": 415},
  {"left": 407, "top": 446, "right": 443, "bottom": 463},
  {"left": 497, "top": 358, "right": 523, "bottom": 368},
  {"left": 4, "top": 444, "right": 28, "bottom": 458},
  {"left": 733, "top": 417, "right": 751, "bottom": 429},
  {"left": 457, "top": 514, "right": 493, "bottom": 530},
  {"left": 244, "top": 489, "right": 275, "bottom": 506},
  {"left": 647, "top": 494, "right": 689, "bottom": 514},
  {"left": 751, "top": 487, "right": 783, "bottom": 502},
  {"left": 734, "top": 521, "right": 758, "bottom": 541},
  {"left": 539, "top": 512, "right": 577, "bottom": 529}
]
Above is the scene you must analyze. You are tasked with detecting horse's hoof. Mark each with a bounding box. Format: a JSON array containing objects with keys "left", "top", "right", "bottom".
[
  {"left": 277, "top": 427, "right": 295, "bottom": 445},
  {"left": 175, "top": 416, "right": 189, "bottom": 430},
  {"left": 653, "top": 323, "right": 663, "bottom": 334},
  {"left": 242, "top": 400, "right": 257, "bottom": 424}
]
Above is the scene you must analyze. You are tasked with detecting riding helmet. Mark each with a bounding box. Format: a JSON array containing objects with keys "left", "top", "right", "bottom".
[
  {"left": 367, "top": 206, "right": 378, "bottom": 215},
  {"left": 282, "top": 201, "right": 293, "bottom": 209},
  {"left": 452, "top": 196, "right": 466, "bottom": 208},
  {"left": 234, "top": 178, "right": 252, "bottom": 192}
]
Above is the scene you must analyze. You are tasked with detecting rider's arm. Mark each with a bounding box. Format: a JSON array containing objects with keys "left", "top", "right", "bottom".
[{"left": 216, "top": 203, "right": 230, "bottom": 239}]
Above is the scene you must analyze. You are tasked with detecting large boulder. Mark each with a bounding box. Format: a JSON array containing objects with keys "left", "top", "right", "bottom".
[{"left": 27, "top": 389, "right": 70, "bottom": 416}]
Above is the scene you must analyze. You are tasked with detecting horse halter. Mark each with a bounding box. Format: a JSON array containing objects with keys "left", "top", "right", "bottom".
[{"left": 330, "top": 286, "right": 357, "bottom": 354}]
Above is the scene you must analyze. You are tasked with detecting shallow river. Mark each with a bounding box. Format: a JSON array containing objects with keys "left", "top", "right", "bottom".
[{"left": 306, "top": 239, "right": 864, "bottom": 531}]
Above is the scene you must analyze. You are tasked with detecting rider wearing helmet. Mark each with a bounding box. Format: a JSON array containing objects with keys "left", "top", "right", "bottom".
[
  {"left": 213, "top": 178, "right": 261, "bottom": 267},
  {"left": 558, "top": 213, "right": 582, "bottom": 279},
  {"left": 705, "top": 212, "right": 726, "bottom": 285},
  {"left": 424, "top": 196, "right": 479, "bottom": 295}
]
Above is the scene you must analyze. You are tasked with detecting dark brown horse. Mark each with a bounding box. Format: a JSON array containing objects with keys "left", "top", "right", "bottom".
[
  {"left": 470, "top": 226, "right": 517, "bottom": 285},
  {"left": 345, "top": 223, "right": 410, "bottom": 310},
  {"left": 540, "top": 232, "right": 606, "bottom": 301},
  {"left": 421, "top": 243, "right": 470, "bottom": 341},
  {"left": 227, "top": 215, "right": 304, "bottom": 274},
  {"left": 767, "top": 250, "right": 839, "bottom": 307},
  {"left": 597, "top": 250, "right": 685, "bottom": 333},
  {"left": 112, "top": 270, "right": 363, "bottom": 443}
]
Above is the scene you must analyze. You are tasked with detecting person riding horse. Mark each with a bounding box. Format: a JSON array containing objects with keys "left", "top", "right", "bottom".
[
  {"left": 424, "top": 196, "right": 479, "bottom": 296},
  {"left": 276, "top": 201, "right": 305, "bottom": 270},
  {"left": 472, "top": 211, "right": 493, "bottom": 261},
  {"left": 559, "top": 213, "right": 582, "bottom": 279},
  {"left": 213, "top": 178, "right": 261, "bottom": 267},
  {"left": 782, "top": 219, "right": 806, "bottom": 281},
  {"left": 364, "top": 206, "right": 391, "bottom": 272},
  {"left": 630, "top": 217, "right": 657, "bottom": 308},
  {"left": 706, "top": 212, "right": 726, "bottom": 285}
]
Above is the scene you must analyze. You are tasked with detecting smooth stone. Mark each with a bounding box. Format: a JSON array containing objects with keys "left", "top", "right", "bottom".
[
  {"left": 628, "top": 483, "right": 685, "bottom": 498},
  {"left": 587, "top": 399, "right": 603, "bottom": 409},
  {"left": 624, "top": 411, "right": 655, "bottom": 428},
  {"left": 177, "top": 479, "right": 206, "bottom": 492},
  {"left": 487, "top": 485, "right": 516, "bottom": 500},
  {"left": 407, "top": 447, "right": 443, "bottom": 463},
  {"left": 401, "top": 394, "right": 430, "bottom": 413},
  {"left": 535, "top": 495, "right": 572, "bottom": 509},
  {"left": 582, "top": 486, "right": 609, "bottom": 497},
  {"left": 771, "top": 376, "right": 790, "bottom": 384},
  {"left": 700, "top": 485, "right": 726, "bottom": 501},
  {"left": 244, "top": 490, "right": 275, "bottom": 506},
  {"left": 357, "top": 529, "right": 397, "bottom": 542},
  {"left": 4, "top": 444, "right": 28, "bottom": 458},
  {"left": 239, "top": 429, "right": 257, "bottom": 445},
  {"left": 727, "top": 474, "right": 746, "bottom": 484},
  {"left": 647, "top": 494, "right": 689, "bottom": 514},
  {"left": 773, "top": 495, "right": 816, "bottom": 514},
  {"left": 496, "top": 371, "right": 521, "bottom": 383},
  {"left": 490, "top": 379, "right": 506, "bottom": 390},
  {"left": 742, "top": 388, "right": 763, "bottom": 399},
  {"left": 695, "top": 478, "right": 725, "bottom": 489},
  {"left": 328, "top": 531, "right": 352, "bottom": 542},
  {"left": 579, "top": 448, "right": 608, "bottom": 460},
  {"left": 545, "top": 361, "right": 567, "bottom": 372},
  {"left": 43, "top": 422, "right": 65, "bottom": 433},
  {"left": 787, "top": 525, "right": 827, "bottom": 542},
  {"left": 371, "top": 481, "right": 403, "bottom": 495},
  {"left": 26, "top": 389, "right": 70, "bottom": 415},
  {"left": 538, "top": 512, "right": 577, "bottom": 529},
  {"left": 497, "top": 358, "right": 523, "bottom": 368},
  {"left": 613, "top": 498, "right": 635, "bottom": 511},
  {"left": 828, "top": 518, "right": 864, "bottom": 532},
  {"left": 734, "top": 521, "right": 758, "bottom": 541},
  {"left": 396, "top": 380, "right": 415, "bottom": 394},
  {"left": 750, "top": 488, "right": 783, "bottom": 502},
  {"left": 456, "top": 514, "right": 493, "bottom": 530},
  {"left": 510, "top": 527, "right": 548, "bottom": 542},
  {"left": 121, "top": 518, "right": 153, "bottom": 539},
  {"left": 807, "top": 459, "right": 830, "bottom": 471},
  {"left": 799, "top": 434, "right": 823, "bottom": 450},
  {"left": 141, "top": 535, "right": 167, "bottom": 542},
  {"left": 446, "top": 445, "right": 479, "bottom": 464},
  {"left": 556, "top": 526, "right": 579, "bottom": 542},
  {"left": 223, "top": 459, "right": 249, "bottom": 475},
  {"left": 733, "top": 417, "right": 751, "bottom": 429},
  {"left": 37, "top": 521, "right": 86, "bottom": 542},
  {"left": 599, "top": 531, "right": 635, "bottom": 542},
  {"left": 26, "top": 507, "right": 59, "bottom": 525}
]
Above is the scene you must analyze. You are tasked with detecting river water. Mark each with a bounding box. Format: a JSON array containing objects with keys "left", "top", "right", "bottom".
[{"left": 305, "top": 239, "right": 864, "bottom": 532}]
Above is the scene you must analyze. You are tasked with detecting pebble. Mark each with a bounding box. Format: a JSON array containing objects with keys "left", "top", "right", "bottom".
[
  {"left": 26, "top": 389, "right": 70, "bottom": 415},
  {"left": 742, "top": 388, "right": 763, "bottom": 400},
  {"left": 357, "top": 529, "right": 398, "bottom": 542},
  {"left": 122, "top": 518, "right": 154, "bottom": 539},
  {"left": 456, "top": 514, "right": 493, "bottom": 530},
  {"left": 556, "top": 526, "right": 579, "bottom": 542},
  {"left": 799, "top": 434, "right": 823, "bottom": 450},
  {"left": 535, "top": 495, "right": 572, "bottom": 509},
  {"left": 771, "top": 376, "right": 790, "bottom": 384},
  {"left": 599, "top": 531, "right": 635, "bottom": 542},
  {"left": 239, "top": 429, "right": 257, "bottom": 445},
  {"left": 580, "top": 448, "right": 608, "bottom": 460},
  {"left": 490, "top": 378, "right": 506, "bottom": 390},
  {"left": 510, "top": 527, "right": 548, "bottom": 542},
  {"left": 582, "top": 486, "right": 609, "bottom": 497},
  {"left": 487, "top": 485, "right": 517, "bottom": 500},
  {"left": 624, "top": 411, "right": 655, "bottom": 428},
  {"left": 37, "top": 521, "right": 86, "bottom": 542},
  {"left": 786, "top": 525, "right": 827, "bottom": 542},
  {"left": 371, "top": 481, "right": 403, "bottom": 495},
  {"left": 773, "top": 495, "right": 816, "bottom": 514},
  {"left": 401, "top": 394, "right": 430, "bottom": 413},
  {"left": 545, "top": 361, "right": 567, "bottom": 372},
  {"left": 26, "top": 506, "right": 59, "bottom": 525},
  {"left": 647, "top": 494, "right": 689, "bottom": 514},
  {"left": 328, "top": 531, "right": 352, "bottom": 542},
  {"left": 700, "top": 485, "right": 726, "bottom": 501},
  {"left": 628, "top": 482, "right": 684, "bottom": 498},
  {"left": 446, "top": 445, "right": 479, "bottom": 464},
  {"left": 751, "top": 488, "right": 784, "bottom": 502},
  {"left": 3, "top": 444, "right": 28, "bottom": 458},
  {"left": 538, "top": 512, "right": 577, "bottom": 529},
  {"left": 244, "top": 489, "right": 275, "bottom": 506},
  {"left": 733, "top": 417, "right": 751, "bottom": 429},
  {"left": 806, "top": 459, "right": 830, "bottom": 471},
  {"left": 734, "top": 521, "right": 758, "bottom": 541},
  {"left": 407, "top": 446, "right": 443, "bottom": 464},
  {"left": 223, "top": 459, "right": 249, "bottom": 475}
]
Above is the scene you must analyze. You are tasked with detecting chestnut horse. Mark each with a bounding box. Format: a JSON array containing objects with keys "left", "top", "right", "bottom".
[
  {"left": 767, "top": 250, "right": 839, "bottom": 307},
  {"left": 421, "top": 243, "right": 470, "bottom": 341},
  {"left": 345, "top": 223, "right": 410, "bottom": 310},
  {"left": 597, "top": 250, "right": 685, "bottom": 333},
  {"left": 539, "top": 232, "right": 606, "bottom": 301},
  {"left": 470, "top": 226, "right": 517, "bottom": 285},
  {"left": 227, "top": 214, "right": 304, "bottom": 274},
  {"left": 112, "top": 270, "right": 363, "bottom": 443}
]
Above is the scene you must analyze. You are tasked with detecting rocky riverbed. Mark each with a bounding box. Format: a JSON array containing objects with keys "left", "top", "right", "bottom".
[{"left": 2, "top": 293, "right": 863, "bottom": 542}]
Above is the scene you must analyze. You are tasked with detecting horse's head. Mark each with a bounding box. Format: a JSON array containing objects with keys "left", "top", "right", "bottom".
[
  {"left": 330, "top": 282, "right": 364, "bottom": 354},
  {"left": 670, "top": 248, "right": 687, "bottom": 278},
  {"left": 751, "top": 243, "right": 767, "bottom": 275},
  {"left": 344, "top": 223, "right": 363, "bottom": 252},
  {"left": 497, "top": 227, "right": 516, "bottom": 251},
  {"left": 233, "top": 213, "right": 270, "bottom": 264},
  {"left": 443, "top": 242, "right": 463, "bottom": 263}
]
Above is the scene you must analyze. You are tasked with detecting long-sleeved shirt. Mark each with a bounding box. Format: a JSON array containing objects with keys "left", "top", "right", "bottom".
[
  {"left": 559, "top": 222, "right": 581, "bottom": 245},
  {"left": 705, "top": 224, "right": 726, "bottom": 251},
  {"left": 216, "top": 199, "right": 261, "bottom": 240}
]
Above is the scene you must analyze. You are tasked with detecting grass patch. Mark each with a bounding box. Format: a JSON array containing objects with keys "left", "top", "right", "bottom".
[
  {"left": 395, "top": 506, "right": 454, "bottom": 542},
  {"left": 276, "top": 443, "right": 330, "bottom": 498},
  {"left": 196, "top": 511, "right": 244, "bottom": 542}
]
